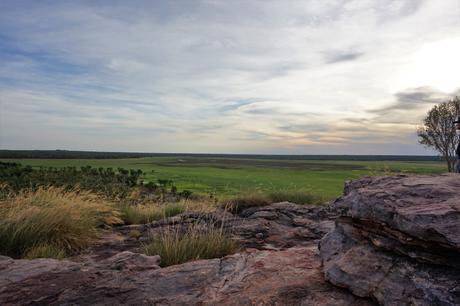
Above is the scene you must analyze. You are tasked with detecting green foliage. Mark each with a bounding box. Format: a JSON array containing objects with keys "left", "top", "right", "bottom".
[
  {"left": 0, "top": 157, "right": 446, "bottom": 200},
  {"left": 417, "top": 96, "right": 460, "bottom": 172},
  {"left": 0, "top": 187, "right": 122, "bottom": 258},
  {"left": 144, "top": 222, "right": 239, "bottom": 267},
  {"left": 0, "top": 162, "right": 144, "bottom": 199}
]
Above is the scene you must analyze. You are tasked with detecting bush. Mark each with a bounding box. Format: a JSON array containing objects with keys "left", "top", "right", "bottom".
[
  {"left": 0, "top": 187, "right": 122, "bottom": 258},
  {"left": 118, "top": 202, "right": 187, "bottom": 225},
  {"left": 0, "top": 162, "right": 144, "bottom": 199},
  {"left": 144, "top": 222, "right": 239, "bottom": 267}
]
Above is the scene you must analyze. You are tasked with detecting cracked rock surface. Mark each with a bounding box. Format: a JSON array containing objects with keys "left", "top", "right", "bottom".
[
  {"left": 320, "top": 174, "right": 460, "bottom": 306},
  {"left": 0, "top": 247, "right": 373, "bottom": 306}
]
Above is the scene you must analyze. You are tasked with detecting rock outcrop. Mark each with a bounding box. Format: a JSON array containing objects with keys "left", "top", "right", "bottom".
[
  {"left": 320, "top": 174, "right": 460, "bottom": 306},
  {"left": 120, "top": 202, "right": 335, "bottom": 249},
  {"left": 0, "top": 246, "right": 373, "bottom": 306},
  {"left": 0, "top": 202, "right": 374, "bottom": 305}
]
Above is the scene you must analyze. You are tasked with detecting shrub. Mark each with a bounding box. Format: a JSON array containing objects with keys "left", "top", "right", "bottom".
[
  {"left": 0, "top": 187, "right": 122, "bottom": 258},
  {"left": 0, "top": 162, "right": 144, "bottom": 199},
  {"left": 144, "top": 222, "right": 239, "bottom": 267}
]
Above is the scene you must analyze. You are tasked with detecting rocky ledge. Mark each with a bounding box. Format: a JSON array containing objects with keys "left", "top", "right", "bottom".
[
  {"left": 320, "top": 174, "right": 460, "bottom": 306},
  {"left": 0, "top": 247, "right": 372, "bottom": 305}
]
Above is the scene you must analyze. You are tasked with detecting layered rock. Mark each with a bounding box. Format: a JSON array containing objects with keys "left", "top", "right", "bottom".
[
  {"left": 0, "top": 246, "right": 372, "bottom": 305},
  {"left": 320, "top": 174, "right": 460, "bottom": 306}
]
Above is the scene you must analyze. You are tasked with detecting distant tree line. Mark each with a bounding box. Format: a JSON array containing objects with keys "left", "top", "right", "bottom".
[
  {"left": 0, "top": 150, "right": 441, "bottom": 161},
  {"left": 0, "top": 162, "right": 194, "bottom": 201},
  {"left": 0, "top": 162, "right": 143, "bottom": 199}
]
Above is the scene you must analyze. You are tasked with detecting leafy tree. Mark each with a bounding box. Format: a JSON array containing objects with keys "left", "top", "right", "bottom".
[{"left": 417, "top": 96, "right": 460, "bottom": 172}]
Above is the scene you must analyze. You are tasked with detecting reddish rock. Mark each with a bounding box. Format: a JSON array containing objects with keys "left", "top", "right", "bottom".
[
  {"left": 0, "top": 246, "right": 373, "bottom": 305},
  {"left": 320, "top": 174, "right": 460, "bottom": 306}
]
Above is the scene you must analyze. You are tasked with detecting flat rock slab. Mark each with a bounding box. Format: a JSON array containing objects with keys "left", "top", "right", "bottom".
[
  {"left": 321, "top": 174, "right": 460, "bottom": 306},
  {"left": 336, "top": 174, "right": 460, "bottom": 251},
  {"left": 0, "top": 247, "right": 373, "bottom": 306}
]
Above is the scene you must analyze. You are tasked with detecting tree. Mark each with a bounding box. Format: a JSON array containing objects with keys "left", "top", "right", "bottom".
[{"left": 417, "top": 96, "right": 460, "bottom": 172}]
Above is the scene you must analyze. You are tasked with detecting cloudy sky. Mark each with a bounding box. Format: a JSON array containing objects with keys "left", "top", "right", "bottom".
[{"left": 0, "top": 0, "right": 459, "bottom": 154}]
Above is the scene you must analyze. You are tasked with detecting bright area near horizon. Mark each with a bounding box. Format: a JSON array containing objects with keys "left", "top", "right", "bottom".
[{"left": 0, "top": 0, "right": 459, "bottom": 154}]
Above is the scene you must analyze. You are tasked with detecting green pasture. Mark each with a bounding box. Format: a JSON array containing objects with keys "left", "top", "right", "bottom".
[{"left": 1, "top": 157, "right": 446, "bottom": 200}]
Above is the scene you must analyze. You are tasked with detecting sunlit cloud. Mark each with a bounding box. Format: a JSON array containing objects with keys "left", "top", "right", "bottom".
[{"left": 0, "top": 0, "right": 459, "bottom": 154}]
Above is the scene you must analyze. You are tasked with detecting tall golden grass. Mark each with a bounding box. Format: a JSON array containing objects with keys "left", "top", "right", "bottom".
[
  {"left": 118, "top": 199, "right": 216, "bottom": 225},
  {"left": 221, "top": 190, "right": 323, "bottom": 214},
  {"left": 144, "top": 221, "right": 238, "bottom": 267},
  {"left": 0, "top": 187, "right": 122, "bottom": 258},
  {"left": 118, "top": 202, "right": 185, "bottom": 225}
]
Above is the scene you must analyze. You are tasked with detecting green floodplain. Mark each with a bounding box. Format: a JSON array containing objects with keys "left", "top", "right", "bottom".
[{"left": 1, "top": 155, "right": 446, "bottom": 200}]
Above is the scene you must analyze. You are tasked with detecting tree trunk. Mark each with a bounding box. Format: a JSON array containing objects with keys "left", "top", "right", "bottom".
[
  {"left": 444, "top": 154, "right": 453, "bottom": 172},
  {"left": 450, "top": 157, "right": 457, "bottom": 173}
]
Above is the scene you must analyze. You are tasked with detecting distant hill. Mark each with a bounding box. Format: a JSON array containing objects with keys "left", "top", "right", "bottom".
[{"left": 0, "top": 150, "right": 442, "bottom": 161}]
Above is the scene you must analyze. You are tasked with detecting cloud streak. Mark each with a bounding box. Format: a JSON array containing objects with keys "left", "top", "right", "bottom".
[{"left": 0, "top": 0, "right": 459, "bottom": 154}]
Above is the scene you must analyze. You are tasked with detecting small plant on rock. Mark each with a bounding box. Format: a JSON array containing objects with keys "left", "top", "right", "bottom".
[
  {"left": 143, "top": 220, "right": 239, "bottom": 267},
  {"left": 25, "top": 244, "right": 67, "bottom": 260}
]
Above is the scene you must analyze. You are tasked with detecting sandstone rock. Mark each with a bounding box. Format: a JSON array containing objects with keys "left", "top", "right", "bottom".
[
  {"left": 320, "top": 174, "right": 460, "bottom": 306},
  {"left": 97, "top": 251, "right": 161, "bottom": 271},
  {"left": 117, "top": 202, "right": 336, "bottom": 252},
  {"left": 0, "top": 247, "right": 373, "bottom": 305},
  {"left": 0, "top": 201, "right": 370, "bottom": 305}
]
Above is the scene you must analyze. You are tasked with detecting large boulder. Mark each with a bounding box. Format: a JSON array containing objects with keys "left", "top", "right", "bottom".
[{"left": 320, "top": 174, "right": 460, "bottom": 306}]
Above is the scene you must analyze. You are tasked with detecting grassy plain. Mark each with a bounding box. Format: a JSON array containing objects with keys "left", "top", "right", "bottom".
[{"left": 1, "top": 156, "right": 446, "bottom": 200}]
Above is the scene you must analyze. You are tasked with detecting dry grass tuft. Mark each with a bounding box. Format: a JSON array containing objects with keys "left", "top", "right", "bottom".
[
  {"left": 25, "top": 244, "right": 67, "bottom": 260},
  {"left": 118, "top": 202, "right": 186, "bottom": 225},
  {"left": 221, "top": 190, "right": 323, "bottom": 214},
  {"left": 144, "top": 221, "right": 238, "bottom": 267},
  {"left": 128, "top": 229, "right": 142, "bottom": 239},
  {"left": 220, "top": 193, "right": 271, "bottom": 214},
  {"left": 119, "top": 198, "right": 217, "bottom": 225},
  {"left": 267, "top": 190, "right": 323, "bottom": 205},
  {"left": 0, "top": 187, "right": 122, "bottom": 258}
]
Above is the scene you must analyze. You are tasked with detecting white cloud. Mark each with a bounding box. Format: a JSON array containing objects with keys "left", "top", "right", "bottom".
[{"left": 0, "top": 0, "right": 459, "bottom": 154}]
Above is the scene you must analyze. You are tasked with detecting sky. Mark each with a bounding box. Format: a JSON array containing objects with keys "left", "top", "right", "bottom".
[{"left": 0, "top": 0, "right": 459, "bottom": 155}]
